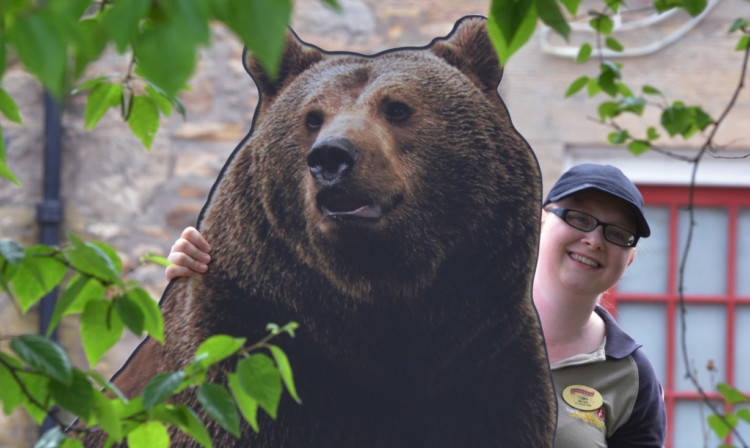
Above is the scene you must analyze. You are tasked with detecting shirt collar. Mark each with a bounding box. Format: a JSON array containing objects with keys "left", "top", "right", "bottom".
[{"left": 595, "top": 305, "right": 641, "bottom": 359}]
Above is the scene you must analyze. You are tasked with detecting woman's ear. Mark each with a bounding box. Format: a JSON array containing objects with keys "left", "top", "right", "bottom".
[{"left": 627, "top": 248, "right": 636, "bottom": 267}]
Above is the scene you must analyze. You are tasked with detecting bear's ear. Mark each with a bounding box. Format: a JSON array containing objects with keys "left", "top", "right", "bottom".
[
  {"left": 429, "top": 16, "right": 503, "bottom": 94},
  {"left": 243, "top": 29, "right": 324, "bottom": 105}
]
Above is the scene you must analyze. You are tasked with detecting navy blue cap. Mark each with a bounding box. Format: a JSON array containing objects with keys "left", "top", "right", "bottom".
[{"left": 543, "top": 163, "right": 650, "bottom": 238}]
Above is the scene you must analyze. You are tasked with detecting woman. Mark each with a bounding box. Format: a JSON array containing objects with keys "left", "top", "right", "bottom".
[{"left": 164, "top": 163, "right": 666, "bottom": 447}]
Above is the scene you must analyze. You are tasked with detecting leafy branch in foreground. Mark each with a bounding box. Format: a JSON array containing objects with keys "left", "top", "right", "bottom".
[
  {"left": 0, "top": 0, "right": 343, "bottom": 185},
  {"left": 0, "top": 237, "right": 301, "bottom": 447}
]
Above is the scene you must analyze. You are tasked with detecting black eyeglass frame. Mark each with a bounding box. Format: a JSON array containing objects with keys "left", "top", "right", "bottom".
[{"left": 545, "top": 207, "right": 639, "bottom": 248}]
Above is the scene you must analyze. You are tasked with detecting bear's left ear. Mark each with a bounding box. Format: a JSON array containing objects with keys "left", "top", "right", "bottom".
[
  {"left": 429, "top": 16, "right": 503, "bottom": 94},
  {"left": 244, "top": 29, "right": 325, "bottom": 106}
]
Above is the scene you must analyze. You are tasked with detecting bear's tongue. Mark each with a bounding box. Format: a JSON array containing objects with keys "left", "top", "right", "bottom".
[{"left": 319, "top": 192, "right": 382, "bottom": 219}]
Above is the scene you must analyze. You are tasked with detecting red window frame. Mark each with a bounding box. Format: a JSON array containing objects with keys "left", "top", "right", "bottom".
[{"left": 604, "top": 185, "right": 750, "bottom": 447}]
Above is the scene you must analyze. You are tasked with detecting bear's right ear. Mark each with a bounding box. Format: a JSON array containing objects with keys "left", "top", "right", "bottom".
[{"left": 243, "top": 30, "right": 324, "bottom": 106}]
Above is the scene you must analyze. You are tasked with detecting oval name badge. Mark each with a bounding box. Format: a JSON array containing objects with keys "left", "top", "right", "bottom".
[{"left": 562, "top": 384, "right": 603, "bottom": 411}]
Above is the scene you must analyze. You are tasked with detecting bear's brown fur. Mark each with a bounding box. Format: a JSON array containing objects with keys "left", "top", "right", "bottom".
[{"left": 95, "top": 15, "right": 555, "bottom": 447}]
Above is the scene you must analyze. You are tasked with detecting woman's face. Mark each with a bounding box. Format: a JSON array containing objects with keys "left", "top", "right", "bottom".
[{"left": 537, "top": 189, "right": 637, "bottom": 299}]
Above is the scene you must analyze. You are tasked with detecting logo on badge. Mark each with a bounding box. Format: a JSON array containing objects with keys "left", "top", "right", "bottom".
[{"left": 562, "top": 384, "right": 604, "bottom": 411}]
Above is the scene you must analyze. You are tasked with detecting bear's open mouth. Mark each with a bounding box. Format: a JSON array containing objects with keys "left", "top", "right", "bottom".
[{"left": 316, "top": 189, "right": 401, "bottom": 221}]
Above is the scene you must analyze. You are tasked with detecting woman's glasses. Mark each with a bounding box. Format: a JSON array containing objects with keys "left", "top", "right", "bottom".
[{"left": 545, "top": 208, "right": 638, "bottom": 248}]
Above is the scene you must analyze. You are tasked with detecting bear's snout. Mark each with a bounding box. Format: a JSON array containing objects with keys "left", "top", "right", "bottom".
[{"left": 307, "top": 136, "right": 360, "bottom": 186}]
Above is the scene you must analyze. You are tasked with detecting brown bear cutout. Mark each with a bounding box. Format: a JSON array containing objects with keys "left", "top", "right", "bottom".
[{"left": 88, "top": 15, "right": 556, "bottom": 447}]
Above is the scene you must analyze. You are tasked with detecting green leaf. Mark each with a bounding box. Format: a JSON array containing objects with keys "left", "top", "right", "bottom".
[
  {"left": 647, "top": 126, "right": 660, "bottom": 141},
  {"left": 145, "top": 86, "right": 173, "bottom": 117},
  {"left": 160, "top": 0, "right": 212, "bottom": 46},
  {"left": 140, "top": 253, "right": 171, "bottom": 267},
  {"left": 198, "top": 383, "right": 241, "bottom": 437},
  {"left": 1, "top": 127, "right": 22, "bottom": 186},
  {"left": 135, "top": 22, "right": 196, "bottom": 98},
  {"left": 102, "top": 0, "right": 151, "bottom": 53},
  {"left": 487, "top": 0, "right": 538, "bottom": 66},
  {"left": 558, "top": 0, "right": 582, "bottom": 15},
  {"left": 47, "top": 275, "right": 93, "bottom": 336},
  {"left": 49, "top": 369, "right": 93, "bottom": 419},
  {"left": 142, "top": 372, "right": 186, "bottom": 410},
  {"left": 66, "top": 234, "right": 122, "bottom": 284},
  {"left": 237, "top": 354, "right": 282, "bottom": 419},
  {"left": 598, "top": 61, "right": 622, "bottom": 97},
  {"left": 576, "top": 43, "right": 592, "bottom": 63},
  {"left": 268, "top": 345, "right": 301, "bottom": 403},
  {"left": 628, "top": 140, "right": 651, "bottom": 155},
  {"left": 707, "top": 413, "right": 736, "bottom": 440},
  {"left": 92, "top": 389, "right": 122, "bottom": 442},
  {"left": 587, "top": 77, "right": 602, "bottom": 96},
  {"left": 605, "top": 37, "right": 624, "bottom": 52},
  {"left": 81, "top": 299, "right": 125, "bottom": 365},
  {"left": 16, "top": 369, "right": 50, "bottom": 424},
  {"left": 151, "top": 405, "right": 213, "bottom": 448},
  {"left": 0, "top": 88, "right": 21, "bottom": 123},
  {"left": 738, "top": 408, "right": 750, "bottom": 423},
  {"left": 717, "top": 383, "right": 749, "bottom": 404},
  {"left": 598, "top": 101, "right": 620, "bottom": 120},
  {"left": 729, "top": 18, "right": 749, "bottom": 33},
  {"left": 126, "top": 288, "right": 164, "bottom": 343},
  {"left": 535, "top": 0, "right": 570, "bottom": 39},
  {"left": 0, "top": 239, "right": 25, "bottom": 265},
  {"left": 620, "top": 96, "right": 645, "bottom": 115},
  {"left": 71, "top": 74, "right": 118, "bottom": 95},
  {"left": 691, "top": 105, "right": 714, "bottom": 130},
  {"left": 114, "top": 293, "right": 145, "bottom": 336},
  {"left": 87, "top": 370, "right": 128, "bottom": 405},
  {"left": 228, "top": 373, "right": 259, "bottom": 432},
  {"left": 0, "top": 32, "right": 6, "bottom": 79},
  {"left": 223, "top": 0, "right": 292, "bottom": 79},
  {"left": 589, "top": 13, "right": 614, "bottom": 35},
  {"left": 34, "top": 426, "right": 67, "bottom": 448},
  {"left": 145, "top": 81, "right": 186, "bottom": 119},
  {"left": 617, "top": 82, "right": 634, "bottom": 97},
  {"left": 127, "top": 95, "right": 160, "bottom": 149},
  {"left": 736, "top": 35, "right": 750, "bottom": 51},
  {"left": 642, "top": 85, "right": 662, "bottom": 95},
  {"left": 682, "top": 0, "right": 707, "bottom": 16},
  {"left": 0, "top": 354, "right": 24, "bottom": 415},
  {"left": 10, "top": 12, "right": 66, "bottom": 97},
  {"left": 192, "top": 335, "right": 245, "bottom": 371},
  {"left": 11, "top": 334, "right": 72, "bottom": 385},
  {"left": 661, "top": 102, "right": 691, "bottom": 136},
  {"left": 11, "top": 245, "right": 67, "bottom": 312},
  {"left": 608, "top": 130, "right": 628, "bottom": 144},
  {"left": 126, "top": 421, "right": 170, "bottom": 448},
  {"left": 84, "top": 82, "right": 124, "bottom": 130},
  {"left": 68, "top": 17, "right": 109, "bottom": 79},
  {"left": 63, "top": 275, "right": 106, "bottom": 315}
]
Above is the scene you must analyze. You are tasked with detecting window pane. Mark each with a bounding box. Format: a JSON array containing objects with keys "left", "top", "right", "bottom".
[
  {"left": 616, "top": 303, "right": 667, "bottom": 386},
  {"left": 678, "top": 207, "right": 729, "bottom": 296},
  {"left": 737, "top": 208, "right": 750, "bottom": 297},
  {"left": 736, "top": 403, "right": 750, "bottom": 443},
  {"left": 735, "top": 306, "right": 750, "bottom": 391},
  {"left": 673, "top": 400, "right": 723, "bottom": 448},
  {"left": 619, "top": 206, "right": 670, "bottom": 294},
  {"left": 674, "top": 304, "right": 726, "bottom": 391}
]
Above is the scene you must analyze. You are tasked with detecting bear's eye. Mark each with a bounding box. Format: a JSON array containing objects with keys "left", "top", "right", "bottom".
[
  {"left": 305, "top": 111, "right": 324, "bottom": 130},
  {"left": 383, "top": 101, "right": 412, "bottom": 123}
]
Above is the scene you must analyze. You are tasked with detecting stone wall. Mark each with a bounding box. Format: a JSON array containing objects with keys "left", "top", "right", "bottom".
[{"left": 1, "top": 0, "right": 748, "bottom": 445}]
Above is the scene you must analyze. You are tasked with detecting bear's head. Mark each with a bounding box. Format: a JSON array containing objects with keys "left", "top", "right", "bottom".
[{"left": 204, "top": 16, "right": 540, "bottom": 303}]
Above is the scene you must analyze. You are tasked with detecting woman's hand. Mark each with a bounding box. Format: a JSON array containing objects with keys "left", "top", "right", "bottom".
[{"left": 165, "top": 226, "right": 212, "bottom": 281}]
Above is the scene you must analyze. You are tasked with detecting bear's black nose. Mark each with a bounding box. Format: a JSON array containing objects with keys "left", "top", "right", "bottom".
[{"left": 307, "top": 137, "right": 360, "bottom": 186}]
